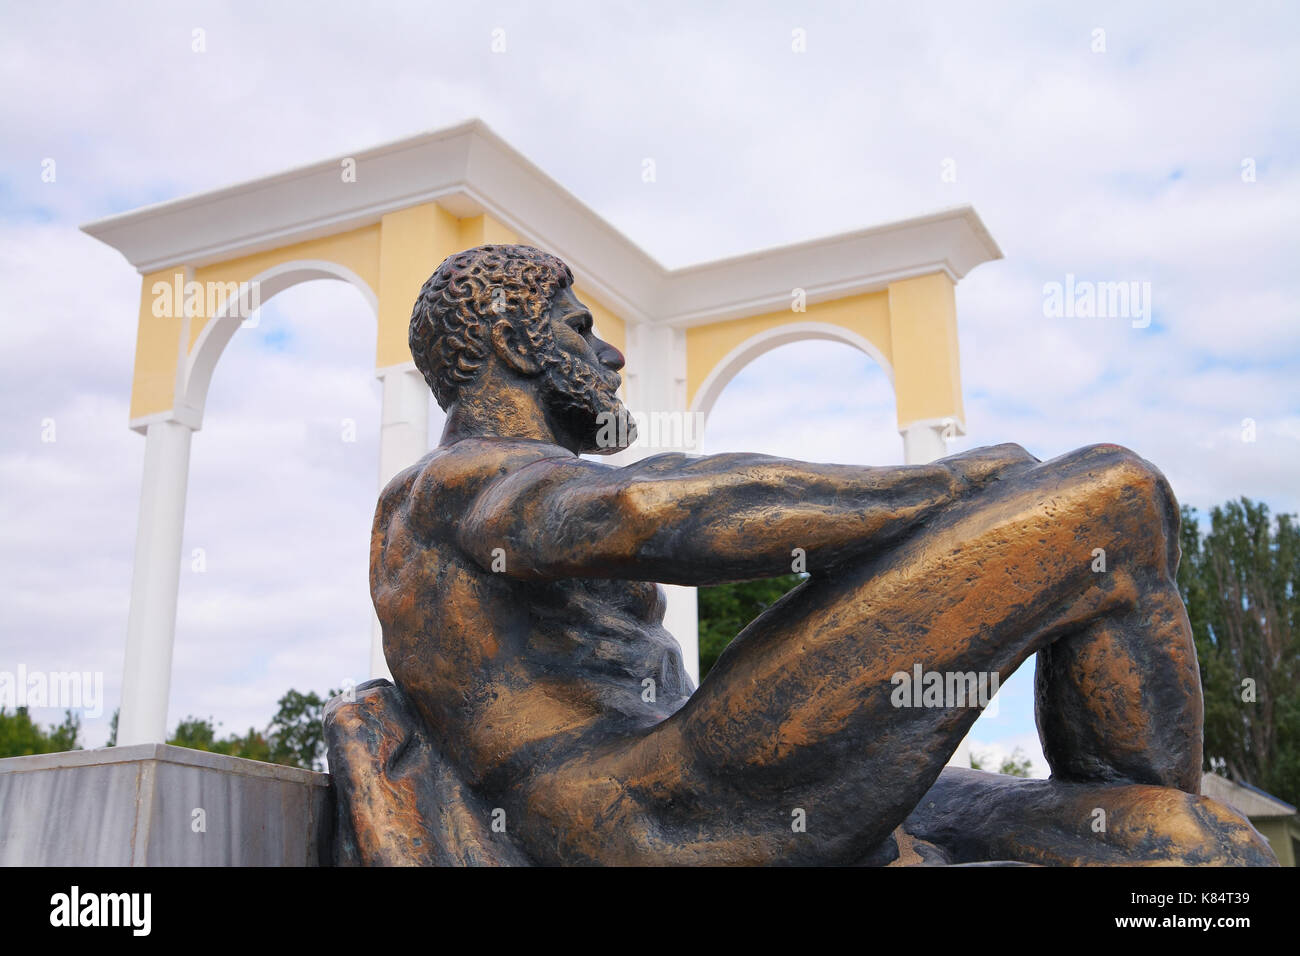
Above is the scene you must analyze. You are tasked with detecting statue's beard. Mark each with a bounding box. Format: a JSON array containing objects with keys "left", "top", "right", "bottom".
[{"left": 538, "top": 347, "right": 636, "bottom": 454}]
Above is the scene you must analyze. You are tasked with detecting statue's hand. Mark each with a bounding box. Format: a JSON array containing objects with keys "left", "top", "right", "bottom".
[{"left": 941, "top": 443, "right": 1040, "bottom": 490}]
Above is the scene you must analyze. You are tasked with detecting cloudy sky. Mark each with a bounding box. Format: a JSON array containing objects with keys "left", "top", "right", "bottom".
[{"left": 1, "top": 1, "right": 1296, "bottom": 774}]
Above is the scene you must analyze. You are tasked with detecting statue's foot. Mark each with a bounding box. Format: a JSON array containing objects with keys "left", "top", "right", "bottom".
[{"left": 887, "top": 767, "right": 1277, "bottom": 866}]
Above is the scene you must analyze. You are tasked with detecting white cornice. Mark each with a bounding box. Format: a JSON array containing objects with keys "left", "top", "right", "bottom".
[
  {"left": 656, "top": 206, "right": 1001, "bottom": 328},
  {"left": 81, "top": 120, "right": 1002, "bottom": 329}
]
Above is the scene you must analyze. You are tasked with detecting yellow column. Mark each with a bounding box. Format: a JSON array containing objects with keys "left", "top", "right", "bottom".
[
  {"left": 376, "top": 202, "right": 462, "bottom": 370},
  {"left": 456, "top": 213, "right": 520, "bottom": 249},
  {"left": 129, "top": 267, "right": 192, "bottom": 424},
  {"left": 887, "top": 272, "right": 965, "bottom": 434}
]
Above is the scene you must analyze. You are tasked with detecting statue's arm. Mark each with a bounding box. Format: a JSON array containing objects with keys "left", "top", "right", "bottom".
[{"left": 453, "top": 447, "right": 1027, "bottom": 584}]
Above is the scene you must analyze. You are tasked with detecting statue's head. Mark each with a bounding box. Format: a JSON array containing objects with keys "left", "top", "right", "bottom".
[{"left": 410, "top": 244, "right": 634, "bottom": 454}]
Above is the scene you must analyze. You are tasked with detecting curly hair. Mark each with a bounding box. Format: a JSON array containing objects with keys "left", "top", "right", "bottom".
[{"left": 409, "top": 244, "right": 574, "bottom": 409}]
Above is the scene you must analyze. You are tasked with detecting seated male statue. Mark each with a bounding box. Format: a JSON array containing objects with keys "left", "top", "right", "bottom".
[{"left": 325, "top": 243, "right": 1276, "bottom": 866}]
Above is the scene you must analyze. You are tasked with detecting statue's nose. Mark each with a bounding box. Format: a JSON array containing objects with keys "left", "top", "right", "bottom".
[{"left": 597, "top": 340, "right": 625, "bottom": 372}]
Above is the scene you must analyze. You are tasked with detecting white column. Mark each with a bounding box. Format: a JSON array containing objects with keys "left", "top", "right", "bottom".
[
  {"left": 901, "top": 421, "right": 949, "bottom": 466},
  {"left": 661, "top": 584, "right": 699, "bottom": 687},
  {"left": 378, "top": 366, "right": 431, "bottom": 491},
  {"left": 118, "top": 418, "right": 194, "bottom": 746},
  {"left": 900, "top": 419, "right": 975, "bottom": 769},
  {"left": 619, "top": 322, "right": 701, "bottom": 687},
  {"left": 371, "top": 366, "right": 431, "bottom": 679}
]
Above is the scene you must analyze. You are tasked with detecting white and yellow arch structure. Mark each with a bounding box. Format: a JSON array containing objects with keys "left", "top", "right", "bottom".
[{"left": 84, "top": 120, "right": 1001, "bottom": 747}]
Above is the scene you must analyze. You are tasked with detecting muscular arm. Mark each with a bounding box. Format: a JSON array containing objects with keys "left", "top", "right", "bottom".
[{"left": 452, "top": 447, "right": 1008, "bottom": 585}]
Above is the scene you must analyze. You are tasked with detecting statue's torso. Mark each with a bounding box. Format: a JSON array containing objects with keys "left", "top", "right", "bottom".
[{"left": 370, "top": 439, "right": 693, "bottom": 789}]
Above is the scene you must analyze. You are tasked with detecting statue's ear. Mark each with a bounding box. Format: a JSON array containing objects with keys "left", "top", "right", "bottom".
[{"left": 490, "top": 319, "right": 541, "bottom": 376}]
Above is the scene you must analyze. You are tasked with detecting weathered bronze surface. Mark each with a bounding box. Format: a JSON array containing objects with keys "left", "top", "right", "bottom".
[{"left": 325, "top": 243, "right": 1277, "bottom": 866}]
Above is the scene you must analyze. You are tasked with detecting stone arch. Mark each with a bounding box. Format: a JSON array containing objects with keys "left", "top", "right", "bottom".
[
  {"left": 688, "top": 321, "right": 894, "bottom": 429},
  {"left": 182, "top": 259, "right": 378, "bottom": 426}
]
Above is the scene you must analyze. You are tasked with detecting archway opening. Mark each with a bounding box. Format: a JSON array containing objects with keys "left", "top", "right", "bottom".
[
  {"left": 699, "top": 339, "right": 898, "bottom": 464},
  {"left": 172, "top": 277, "right": 384, "bottom": 751},
  {"left": 695, "top": 340, "right": 896, "bottom": 678}
]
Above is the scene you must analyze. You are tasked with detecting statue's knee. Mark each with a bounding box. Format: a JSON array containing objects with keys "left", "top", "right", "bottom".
[
  {"left": 1001, "top": 442, "right": 1039, "bottom": 463},
  {"left": 1083, "top": 445, "right": 1177, "bottom": 543}
]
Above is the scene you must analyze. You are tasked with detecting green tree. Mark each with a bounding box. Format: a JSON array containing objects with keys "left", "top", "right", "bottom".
[
  {"left": 697, "top": 574, "right": 805, "bottom": 679},
  {"left": 998, "top": 747, "right": 1033, "bottom": 778},
  {"left": 167, "top": 715, "right": 273, "bottom": 761},
  {"left": 0, "top": 707, "right": 82, "bottom": 757},
  {"left": 970, "top": 747, "right": 1033, "bottom": 776},
  {"left": 162, "top": 689, "right": 336, "bottom": 770},
  {"left": 47, "top": 710, "right": 81, "bottom": 752},
  {"left": 267, "top": 689, "right": 335, "bottom": 771},
  {"left": 217, "top": 727, "right": 272, "bottom": 763},
  {"left": 1177, "top": 498, "right": 1300, "bottom": 805},
  {"left": 167, "top": 716, "right": 220, "bottom": 751}
]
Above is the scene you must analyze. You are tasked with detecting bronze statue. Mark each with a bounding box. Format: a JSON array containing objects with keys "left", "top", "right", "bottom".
[{"left": 325, "top": 244, "right": 1276, "bottom": 866}]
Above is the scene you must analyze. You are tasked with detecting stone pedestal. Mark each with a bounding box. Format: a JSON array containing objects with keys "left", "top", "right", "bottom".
[{"left": 0, "top": 744, "right": 331, "bottom": 866}]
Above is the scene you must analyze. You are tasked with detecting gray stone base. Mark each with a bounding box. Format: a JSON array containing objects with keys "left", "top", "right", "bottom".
[{"left": 0, "top": 744, "right": 332, "bottom": 866}]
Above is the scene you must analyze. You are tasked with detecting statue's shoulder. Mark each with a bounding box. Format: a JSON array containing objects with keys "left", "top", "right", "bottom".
[
  {"left": 378, "top": 437, "right": 577, "bottom": 518},
  {"left": 426, "top": 437, "right": 576, "bottom": 484}
]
